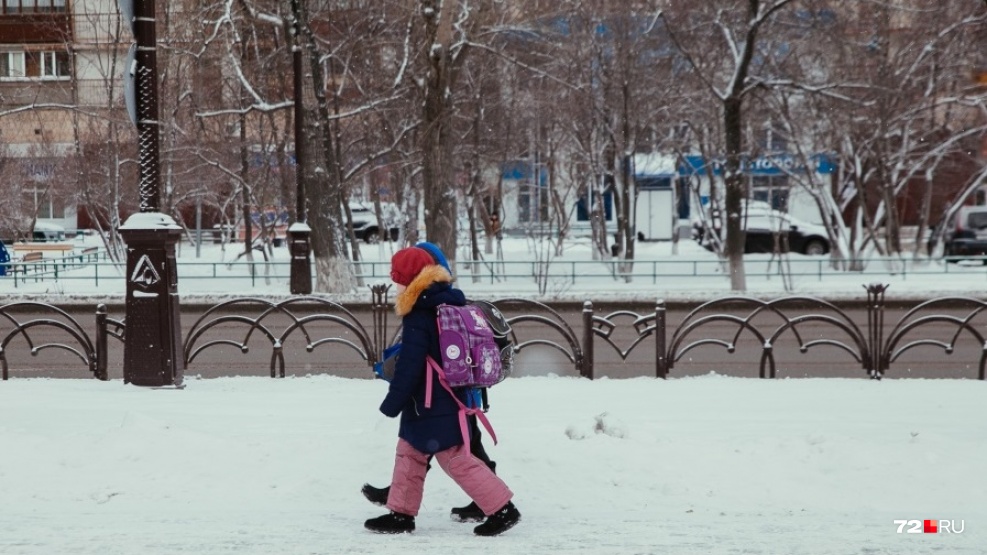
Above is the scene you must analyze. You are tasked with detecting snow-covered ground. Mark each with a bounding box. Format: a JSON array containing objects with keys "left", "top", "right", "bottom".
[
  {"left": 3, "top": 233, "right": 987, "bottom": 301},
  {"left": 1, "top": 376, "right": 984, "bottom": 554},
  {"left": 3, "top": 233, "right": 986, "bottom": 553}
]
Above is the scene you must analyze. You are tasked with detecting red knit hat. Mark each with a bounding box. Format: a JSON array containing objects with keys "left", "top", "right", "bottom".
[{"left": 390, "top": 247, "right": 435, "bottom": 286}]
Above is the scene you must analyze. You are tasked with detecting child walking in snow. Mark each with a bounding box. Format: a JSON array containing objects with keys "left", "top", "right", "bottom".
[
  {"left": 364, "top": 246, "right": 520, "bottom": 536},
  {"left": 362, "top": 241, "right": 499, "bottom": 523}
]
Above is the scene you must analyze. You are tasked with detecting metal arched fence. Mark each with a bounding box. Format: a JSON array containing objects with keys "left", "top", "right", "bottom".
[{"left": 1, "top": 283, "right": 985, "bottom": 381}]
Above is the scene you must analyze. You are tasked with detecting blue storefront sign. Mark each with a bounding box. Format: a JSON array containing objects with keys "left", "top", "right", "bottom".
[{"left": 679, "top": 153, "right": 836, "bottom": 176}]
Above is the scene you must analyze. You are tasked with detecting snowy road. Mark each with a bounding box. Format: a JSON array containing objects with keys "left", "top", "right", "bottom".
[{"left": 1, "top": 376, "right": 984, "bottom": 554}]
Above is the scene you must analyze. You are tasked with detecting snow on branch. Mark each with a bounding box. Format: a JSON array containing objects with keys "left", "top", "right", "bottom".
[
  {"left": 751, "top": 0, "right": 797, "bottom": 27},
  {"left": 715, "top": 10, "right": 741, "bottom": 66},
  {"left": 393, "top": 17, "right": 414, "bottom": 89},
  {"left": 237, "top": 0, "right": 284, "bottom": 27},
  {"left": 643, "top": 8, "right": 664, "bottom": 35},
  {"left": 749, "top": 79, "right": 876, "bottom": 104},
  {"left": 318, "top": 94, "right": 404, "bottom": 122},
  {"left": 891, "top": 124, "right": 987, "bottom": 195},
  {"left": 0, "top": 103, "right": 109, "bottom": 120},
  {"left": 900, "top": 14, "right": 987, "bottom": 84},
  {"left": 195, "top": 101, "right": 294, "bottom": 118}
]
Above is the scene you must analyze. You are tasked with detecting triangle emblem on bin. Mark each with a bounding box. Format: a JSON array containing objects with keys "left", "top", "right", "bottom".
[{"left": 131, "top": 254, "right": 161, "bottom": 287}]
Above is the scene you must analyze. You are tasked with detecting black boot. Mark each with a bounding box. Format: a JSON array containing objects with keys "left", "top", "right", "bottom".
[
  {"left": 473, "top": 501, "right": 521, "bottom": 536},
  {"left": 361, "top": 483, "right": 389, "bottom": 507},
  {"left": 450, "top": 501, "right": 486, "bottom": 522},
  {"left": 365, "top": 511, "right": 415, "bottom": 534}
]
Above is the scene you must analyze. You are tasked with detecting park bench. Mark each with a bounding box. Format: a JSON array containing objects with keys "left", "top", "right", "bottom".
[
  {"left": 8, "top": 251, "right": 44, "bottom": 277},
  {"left": 74, "top": 246, "right": 101, "bottom": 267},
  {"left": 12, "top": 243, "right": 75, "bottom": 254}
]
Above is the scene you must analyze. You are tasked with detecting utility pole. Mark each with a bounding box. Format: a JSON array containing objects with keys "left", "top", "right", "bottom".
[
  {"left": 287, "top": 0, "right": 312, "bottom": 295},
  {"left": 118, "top": 0, "right": 183, "bottom": 387}
]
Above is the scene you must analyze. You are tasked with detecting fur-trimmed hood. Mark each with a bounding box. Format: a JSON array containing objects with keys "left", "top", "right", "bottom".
[{"left": 395, "top": 264, "right": 455, "bottom": 316}]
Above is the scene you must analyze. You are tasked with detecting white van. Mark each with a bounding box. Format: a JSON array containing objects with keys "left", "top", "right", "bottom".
[{"left": 32, "top": 222, "right": 67, "bottom": 243}]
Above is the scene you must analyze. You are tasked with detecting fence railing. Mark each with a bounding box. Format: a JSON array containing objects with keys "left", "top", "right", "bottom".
[
  {"left": 4, "top": 254, "right": 987, "bottom": 289},
  {"left": 2, "top": 283, "right": 985, "bottom": 382},
  {"left": 0, "top": 248, "right": 109, "bottom": 287}
]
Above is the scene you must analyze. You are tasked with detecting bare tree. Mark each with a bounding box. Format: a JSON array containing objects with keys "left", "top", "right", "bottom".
[
  {"left": 663, "top": 0, "right": 797, "bottom": 291},
  {"left": 415, "top": 0, "right": 483, "bottom": 266},
  {"left": 813, "top": 1, "right": 987, "bottom": 264}
]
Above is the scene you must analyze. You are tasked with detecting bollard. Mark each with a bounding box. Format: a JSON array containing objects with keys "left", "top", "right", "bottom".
[
  {"left": 656, "top": 299, "right": 667, "bottom": 379},
  {"left": 581, "top": 301, "right": 595, "bottom": 379},
  {"left": 119, "top": 215, "right": 184, "bottom": 387},
  {"left": 288, "top": 224, "right": 313, "bottom": 294}
]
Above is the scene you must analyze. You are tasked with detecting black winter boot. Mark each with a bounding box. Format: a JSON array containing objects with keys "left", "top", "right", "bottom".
[
  {"left": 473, "top": 501, "right": 521, "bottom": 536},
  {"left": 361, "top": 483, "right": 389, "bottom": 507},
  {"left": 364, "top": 511, "right": 415, "bottom": 534},
  {"left": 450, "top": 501, "right": 486, "bottom": 522}
]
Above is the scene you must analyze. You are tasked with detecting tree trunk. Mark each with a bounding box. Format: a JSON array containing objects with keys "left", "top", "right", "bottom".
[
  {"left": 420, "top": 108, "right": 457, "bottom": 259},
  {"left": 419, "top": 0, "right": 462, "bottom": 265},
  {"left": 297, "top": 0, "right": 351, "bottom": 293},
  {"left": 724, "top": 97, "right": 747, "bottom": 291},
  {"left": 619, "top": 77, "right": 635, "bottom": 278},
  {"left": 239, "top": 111, "right": 253, "bottom": 262}
]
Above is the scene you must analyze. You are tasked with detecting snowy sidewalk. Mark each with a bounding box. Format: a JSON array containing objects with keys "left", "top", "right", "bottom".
[{"left": 1, "top": 376, "right": 985, "bottom": 554}]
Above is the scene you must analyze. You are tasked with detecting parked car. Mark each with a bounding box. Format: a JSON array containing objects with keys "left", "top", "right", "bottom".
[
  {"left": 349, "top": 203, "right": 399, "bottom": 243},
  {"left": 1, "top": 222, "right": 67, "bottom": 244},
  {"left": 693, "top": 203, "right": 830, "bottom": 255},
  {"left": 936, "top": 206, "right": 987, "bottom": 262},
  {"left": 32, "top": 222, "right": 67, "bottom": 243}
]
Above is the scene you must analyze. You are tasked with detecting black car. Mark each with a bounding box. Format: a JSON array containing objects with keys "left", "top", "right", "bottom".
[
  {"left": 694, "top": 206, "right": 830, "bottom": 255},
  {"left": 349, "top": 203, "right": 400, "bottom": 243}
]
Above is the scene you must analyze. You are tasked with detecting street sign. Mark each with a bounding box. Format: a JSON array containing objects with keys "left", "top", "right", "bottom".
[
  {"left": 117, "top": 0, "right": 135, "bottom": 35},
  {"left": 123, "top": 43, "right": 137, "bottom": 127}
]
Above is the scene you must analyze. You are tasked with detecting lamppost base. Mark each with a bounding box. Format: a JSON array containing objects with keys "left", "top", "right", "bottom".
[
  {"left": 119, "top": 213, "right": 184, "bottom": 387},
  {"left": 289, "top": 223, "right": 313, "bottom": 295}
]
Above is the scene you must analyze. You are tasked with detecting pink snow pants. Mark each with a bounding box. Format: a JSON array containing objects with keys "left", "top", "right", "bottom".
[{"left": 386, "top": 438, "right": 513, "bottom": 517}]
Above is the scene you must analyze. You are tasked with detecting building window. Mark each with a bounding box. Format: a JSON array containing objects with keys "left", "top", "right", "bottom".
[
  {"left": 0, "top": 50, "right": 69, "bottom": 80},
  {"left": 2, "top": 0, "right": 65, "bottom": 13},
  {"left": 757, "top": 127, "right": 788, "bottom": 152},
  {"left": 576, "top": 189, "right": 613, "bottom": 222},
  {"left": 751, "top": 175, "right": 790, "bottom": 211},
  {"left": 40, "top": 51, "right": 69, "bottom": 78},
  {"left": 636, "top": 176, "right": 672, "bottom": 190},
  {"left": 23, "top": 189, "right": 60, "bottom": 219},
  {"left": 518, "top": 182, "right": 549, "bottom": 224},
  {"left": 676, "top": 178, "right": 691, "bottom": 220},
  {"left": 1, "top": 51, "right": 25, "bottom": 79}
]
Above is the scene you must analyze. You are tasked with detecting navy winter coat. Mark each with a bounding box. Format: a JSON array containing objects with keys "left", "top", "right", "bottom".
[{"left": 379, "top": 265, "right": 470, "bottom": 454}]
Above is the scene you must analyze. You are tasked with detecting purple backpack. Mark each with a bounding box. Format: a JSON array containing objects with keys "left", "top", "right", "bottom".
[{"left": 432, "top": 303, "right": 504, "bottom": 388}]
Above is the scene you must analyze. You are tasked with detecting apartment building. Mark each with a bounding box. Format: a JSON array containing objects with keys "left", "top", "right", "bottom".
[{"left": 1, "top": 0, "right": 125, "bottom": 234}]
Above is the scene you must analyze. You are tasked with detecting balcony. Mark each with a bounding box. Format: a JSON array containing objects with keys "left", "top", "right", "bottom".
[{"left": 0, "top": 12, "right": 72, "bottom": 43}]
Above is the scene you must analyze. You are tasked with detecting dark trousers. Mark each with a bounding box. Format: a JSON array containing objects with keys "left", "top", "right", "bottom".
[{"left": 467, "top": 415, "right": 497, "bottom": 473}]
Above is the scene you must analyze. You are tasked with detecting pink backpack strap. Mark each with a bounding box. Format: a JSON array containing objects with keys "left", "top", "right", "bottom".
[
  {"left": 426, "top": 356, "right": 498, "bottom": 449},
  {"left": 425, "top": 356, "right": 434, "bottom": 409}
]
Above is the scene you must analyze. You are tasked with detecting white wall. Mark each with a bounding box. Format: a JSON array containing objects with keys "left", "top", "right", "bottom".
[
  {"left": 635, "top": 189, "right": 674, "bottom": 240},
  {"left": 690, "top": 175, "right": 826, "bottom": 225}
]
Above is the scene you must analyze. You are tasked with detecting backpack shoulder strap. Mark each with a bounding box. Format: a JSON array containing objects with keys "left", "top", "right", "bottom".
[{"left": 425, "top": 355, "right": 498, "bottom": 449}]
